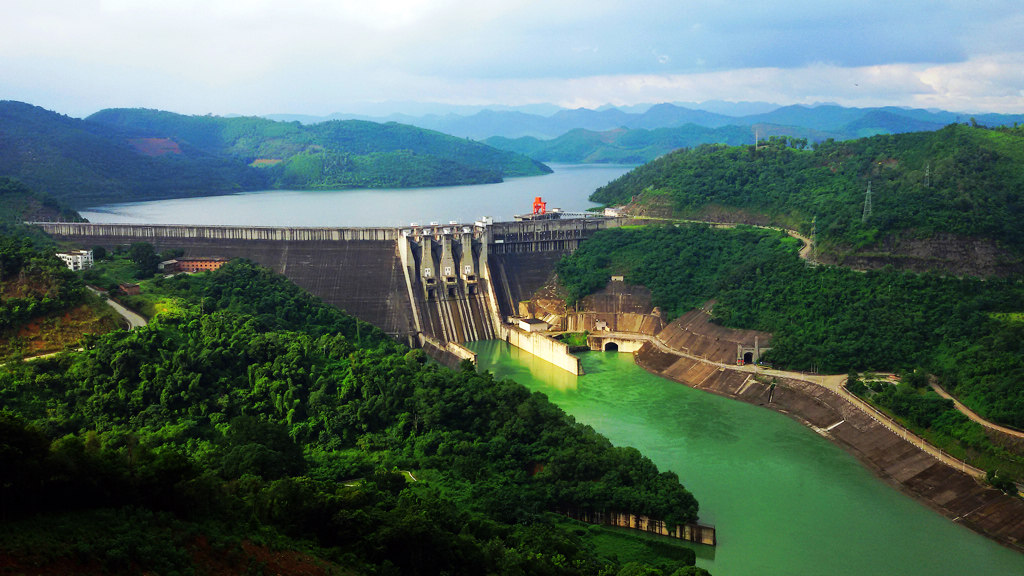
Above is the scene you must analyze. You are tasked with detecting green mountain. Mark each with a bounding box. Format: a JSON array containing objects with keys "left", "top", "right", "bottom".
[
  {"left": 591, "top": 124, "right": 1024, "bottom": 274},
  {"left": 487, "top": 124, "right": 764, "bottom": 164},
  {"left": 484, "top": 113, "right": 953, "bottom": 165},
  {"left": 0, "top": 176, "right": 82, "bottom": 226},
  {"left": 87, "top": 108, "right": 551, "bottom": 189},
  {"left": 0, "top": 101, "right": 550, "bottom": 209},
  {"left": 0, "top": 101, "right": 264, "bottom": 208}
]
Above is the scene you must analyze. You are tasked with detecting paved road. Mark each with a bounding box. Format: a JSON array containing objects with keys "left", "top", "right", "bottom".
[
  {"left": 669, "top": 218, "right": 816, "bottom": 263},
  {"left": 930, "top": 380, "right": 1024, "bottom": 439},
  {"left": 87, "top": 287, "right": 147, "bottom": 330}
]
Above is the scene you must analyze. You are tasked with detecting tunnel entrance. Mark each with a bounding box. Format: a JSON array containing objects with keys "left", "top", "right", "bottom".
[
  {"left": 743, "top": 351, "right": 754, "bottom": 364},
  {"left": 605, "top": 342, "right": 619, "bottom": 352}
]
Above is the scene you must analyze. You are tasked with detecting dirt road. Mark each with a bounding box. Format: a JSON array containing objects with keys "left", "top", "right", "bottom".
[{"left": 930, "top": 380, "right": 1024, "bottom": 439}]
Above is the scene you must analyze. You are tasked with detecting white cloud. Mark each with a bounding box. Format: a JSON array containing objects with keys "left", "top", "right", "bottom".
[{"left": 1, "top": 1, "right": 1022, "bottom": 116}]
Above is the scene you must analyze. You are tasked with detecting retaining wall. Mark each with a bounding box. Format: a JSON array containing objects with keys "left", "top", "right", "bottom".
[
  {"left": 500, "top": 325, "right": 581, "bottom": 375},
  {"left": 563, "top": 509, "right": 716, "bottom": 546}
]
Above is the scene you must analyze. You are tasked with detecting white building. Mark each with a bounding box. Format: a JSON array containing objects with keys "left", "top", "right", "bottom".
[{"left": 55, "top": 249, "right": 93, "bottom": 271}]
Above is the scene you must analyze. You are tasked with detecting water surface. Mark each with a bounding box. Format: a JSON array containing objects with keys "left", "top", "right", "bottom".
[
  {"left": 468, "top": 341, "right": 1024, "bottom": 576},
  {"left": 80, "top": 164, "right": 633, "bottom": 226}
]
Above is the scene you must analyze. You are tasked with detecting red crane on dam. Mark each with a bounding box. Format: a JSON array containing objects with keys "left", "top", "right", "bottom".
[{"left": 532, "top": 196, "right": 547, "bottom": 215}]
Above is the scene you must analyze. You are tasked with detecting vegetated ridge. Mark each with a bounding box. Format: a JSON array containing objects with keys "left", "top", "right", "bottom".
[
  {"left": 0, "top": 177, "right": 83, "bottom": 225},
  {"left": 0, "top": 248, "right": 705, "bottom": 575},
  {"left": 591, "top": 124, "right": 1024, "bottom": 276},
  {"left": 0, "top": 101, "right": 550, "bottom": 209},
  {"left": 87, "top": 107, "right": 550, "bottom": 187}
]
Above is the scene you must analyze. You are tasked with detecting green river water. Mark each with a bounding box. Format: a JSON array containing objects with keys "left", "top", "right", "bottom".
[{"left": 466, "top": 341, "right": 1024, "bottom": 576}]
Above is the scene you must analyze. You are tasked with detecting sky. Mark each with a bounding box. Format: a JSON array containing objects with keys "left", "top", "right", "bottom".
[{"left": 3, "top": 0, "right": 1024, "bottom": 118}]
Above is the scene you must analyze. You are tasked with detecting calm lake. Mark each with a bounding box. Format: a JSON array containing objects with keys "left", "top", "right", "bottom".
[
  {"left": 468, "top": 341, "right": 1024, "bottom": 576},
  {"left": 79, "top": 164, "right": 633, "bottom": 226},
  {"left": 80, "top": 164, "right": 1024, "bottom": 574}
]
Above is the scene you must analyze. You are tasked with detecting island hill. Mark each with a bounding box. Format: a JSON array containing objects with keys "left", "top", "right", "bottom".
[{"left": 0, "top": 100, "right": 551, "bottom": 208}]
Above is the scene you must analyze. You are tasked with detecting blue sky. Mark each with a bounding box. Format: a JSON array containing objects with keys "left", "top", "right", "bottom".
[{"left": 2, "top": 1, "right": 1023, "bottom": 117}]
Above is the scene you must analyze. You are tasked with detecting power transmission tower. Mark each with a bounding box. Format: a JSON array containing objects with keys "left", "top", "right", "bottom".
[
  {"left": 924, "top": 163, "right": 930, "bottom": 187},
  {"left": 862, "top": 181, "right": 872, "bottom": 222}
]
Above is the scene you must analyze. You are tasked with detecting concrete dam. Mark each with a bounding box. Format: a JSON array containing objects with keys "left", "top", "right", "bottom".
[{"left": 37, "top": 218, "right": 622, "bottom": 365}]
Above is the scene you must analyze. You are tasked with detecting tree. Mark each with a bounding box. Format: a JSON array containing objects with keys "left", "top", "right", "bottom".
[{"left": 128, "top": 242, "right": 160, "bottom": 278}]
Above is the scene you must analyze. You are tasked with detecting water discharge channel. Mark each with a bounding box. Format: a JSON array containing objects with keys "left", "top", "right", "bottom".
[{"left": 466, "top": 341, "right": 1024, "bottom": 576}]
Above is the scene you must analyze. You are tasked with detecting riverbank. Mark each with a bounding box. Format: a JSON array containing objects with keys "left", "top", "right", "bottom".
[{"left": 632, "top": 338, "right": 1024, "bottom": 552}]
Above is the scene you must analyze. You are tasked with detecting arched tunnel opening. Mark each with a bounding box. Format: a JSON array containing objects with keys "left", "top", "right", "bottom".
[
  {"left": 604, "top": 342, "right": 619, "bottom": 352},
  {"left": 743, "top": 351, "right": 754, "bottom": 364}
]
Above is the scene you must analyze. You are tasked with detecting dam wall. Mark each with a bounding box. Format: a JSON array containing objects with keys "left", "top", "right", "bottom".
[{"left": 35, "top": 223, "right": 417, "bottom": 340}]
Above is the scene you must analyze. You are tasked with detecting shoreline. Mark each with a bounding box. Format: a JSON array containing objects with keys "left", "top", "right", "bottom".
[{"left": 628, "top": 339, "right": 1024, "bottom": 553}]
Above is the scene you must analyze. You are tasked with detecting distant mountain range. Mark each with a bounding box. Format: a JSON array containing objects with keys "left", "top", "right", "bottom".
[
  {"left": 0, "top": 101, "right": 549, "bottom": 208},
  {"left": 268, "top": 102, "right": 1024, "bottom": 164},
  {"left": 266, "top": 102, "right": 1023, "bottom": 140}
]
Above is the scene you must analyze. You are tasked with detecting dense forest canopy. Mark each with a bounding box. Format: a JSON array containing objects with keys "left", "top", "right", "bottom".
[
  {"left": 0, "top": 101, "right": 550, "bottom": 208},
  {"left": 591, "top": 125, "right": 1024, "bottom": 262},
  {"left": 0, "top": 101, "right": 266, "bottom": 207},
  {"left": 0, "top": 245, "right": 703, "bottom": 575},
  {"left": 0, "top": 176, "right": 83, "bottom": 225},
  {"left": 557, "top": 224, "right": 1024, "bottom": 430}
]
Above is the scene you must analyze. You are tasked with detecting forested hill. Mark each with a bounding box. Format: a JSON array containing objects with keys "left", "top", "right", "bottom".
[
  {"left": 0, "top": 176, "right": 82, "bottom": 226},
  {"left": 0, "top": 101, "right": 265, "bottom": 208},
  {"left": 485, "top": 124, "right": 756, "bottom": 164},
  {"left": 0, "top": 255, "right": 704, "bottom": 575},
  {"left": 87, "top": 107, "right": 551, "bottom": 187},
  {"left": 0, "top": 101, "right": 550, "bottom": 209},
  {"left": 591, "top": 124, "right": 1024, "bottom": 275}
]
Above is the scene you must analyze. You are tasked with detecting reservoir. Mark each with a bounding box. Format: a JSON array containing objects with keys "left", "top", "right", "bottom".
[
  {"left": 79, "top": 164, "right": 633, "bottom": 226},
  {"left": 467, "top": 341, "right": 1024, "bottom": 576}
]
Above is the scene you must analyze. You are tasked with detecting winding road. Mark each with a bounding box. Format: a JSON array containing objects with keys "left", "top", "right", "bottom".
[
  {"left": 930, "top": 380, "right": 1024, "bottom": 439},
  {"left": 87, "top": 287, "right": 147, "bottom": 330}
]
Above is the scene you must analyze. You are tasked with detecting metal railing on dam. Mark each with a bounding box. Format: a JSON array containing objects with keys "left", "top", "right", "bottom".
[
  {"left": 31, "top": 222, "right": 401, "bottom": 242},
  {"left": 33, "top": 217, "right": 635, "bottom": 248}
]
